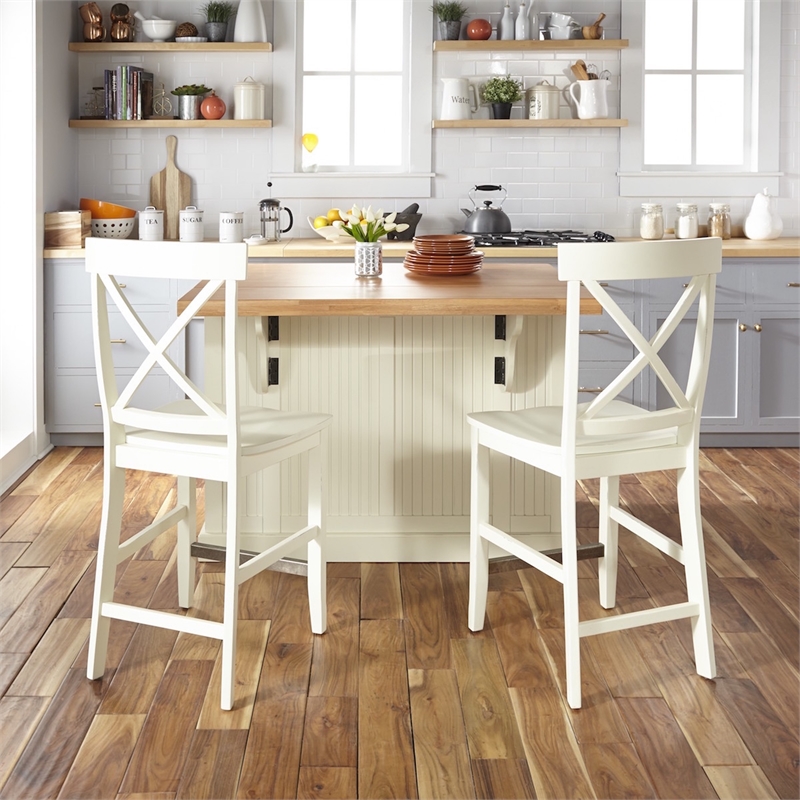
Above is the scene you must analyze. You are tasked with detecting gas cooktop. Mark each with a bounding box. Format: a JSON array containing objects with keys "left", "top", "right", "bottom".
[{"left": 463, "top": 230, "right": 616, "bottom": 247}]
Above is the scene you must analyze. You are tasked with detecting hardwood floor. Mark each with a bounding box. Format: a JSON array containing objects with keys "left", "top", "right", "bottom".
[{"left": 0, "top": 446, "right": 797, "bottom": 799}]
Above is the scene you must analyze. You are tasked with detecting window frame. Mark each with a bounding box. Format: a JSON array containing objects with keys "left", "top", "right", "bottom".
[
  {"left": 618, "top": 0, "right": 782, "bottom": 197},
  {"left": 271, "top": 0, "right": 433, "bottom": 199}
]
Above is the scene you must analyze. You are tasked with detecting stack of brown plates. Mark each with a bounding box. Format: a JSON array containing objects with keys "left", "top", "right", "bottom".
[{"left": 404, "top": 234, "right": 483, "bottom": 275}]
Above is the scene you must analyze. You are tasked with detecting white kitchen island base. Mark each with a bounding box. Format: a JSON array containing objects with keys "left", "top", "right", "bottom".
[{"left": 199, "top": 313, "right": 567, "bottom": 561}]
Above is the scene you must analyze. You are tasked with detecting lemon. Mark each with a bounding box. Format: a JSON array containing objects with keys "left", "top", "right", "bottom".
[
  {"left": 327, "top": 208, "right": 342, "bottom": 223},
  {"left": 313, "top": 216, "right": 329, "bottom": 229}
]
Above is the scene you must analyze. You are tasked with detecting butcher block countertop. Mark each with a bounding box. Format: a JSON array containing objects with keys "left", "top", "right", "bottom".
[
  {"left": 177, "top": 260, "right": 603, "bottom": 317},
  {"left": 44, "top": 236, "right": 800, "bottom": 260}
]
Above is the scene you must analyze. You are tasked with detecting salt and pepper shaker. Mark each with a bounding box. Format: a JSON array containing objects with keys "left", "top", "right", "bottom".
[{"left": 499, "top": 2, "right": 515, "bottom": 39}]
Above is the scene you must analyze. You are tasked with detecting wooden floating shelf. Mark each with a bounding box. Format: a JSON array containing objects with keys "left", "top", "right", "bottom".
[
  {"left": 69, "top": 42, "right": 272, "bottom": 53},
  {"left": 432, "top": 119, "right": 628, "bottom": 129},
  {"left": 69, "top": 119, "right": 273, "bottom": 129},
  {"left": 433, "top": 38, "right": 628, "bottom": 52}
]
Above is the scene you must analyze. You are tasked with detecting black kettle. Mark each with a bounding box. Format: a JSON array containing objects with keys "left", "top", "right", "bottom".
[{"left": 461, "top": 185, "right": 512, "bottom": 234}]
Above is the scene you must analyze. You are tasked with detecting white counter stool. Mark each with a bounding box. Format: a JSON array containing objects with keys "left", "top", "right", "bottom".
[
  {"left": 85, "top": 238, "right": 331, "bottom": 710},
  {"left": 467, "top": 238, "right": 722, "bottom": 708}
]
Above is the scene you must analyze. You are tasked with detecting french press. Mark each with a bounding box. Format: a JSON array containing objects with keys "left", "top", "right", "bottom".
[{"left": 259, "top": 183, "right": 294, "bottom": 242}]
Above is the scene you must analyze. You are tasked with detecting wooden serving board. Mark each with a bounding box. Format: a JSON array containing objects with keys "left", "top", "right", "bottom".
[{"left": 149, "top": 134, "right": 191, "bottom": 240}]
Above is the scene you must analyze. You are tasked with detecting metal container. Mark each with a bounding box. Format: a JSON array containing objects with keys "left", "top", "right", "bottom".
[
  {"left": 139, "top": 205, "right": 164, "bottom": 241},
  {"left": 179, "top": 206, "right": 204, "bottom": 242},
  {"left": 233, "top": 76, "right": 265, "bottom": 120},
  {"left": 528, "top": 81, "right": 560, "bottom": 120},
  {"left": 460, "top": 185, "right": 512, "bottom": 234}
]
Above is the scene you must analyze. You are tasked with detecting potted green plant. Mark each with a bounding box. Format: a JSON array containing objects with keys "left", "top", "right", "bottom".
[
  {"left": 430, "top": 2, "right": 467, "bottom": 41},
  {"left": 481, "top": 75, "right": 522, "bottom": 119},
  {"left": 171, "top": 84, "right": 212, "bottom": 119},
  {"left": 199, "top": 1, "right": 234, "bottom": 42}
]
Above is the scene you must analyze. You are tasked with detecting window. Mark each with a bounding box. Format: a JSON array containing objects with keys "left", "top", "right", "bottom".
[
  {"left": 619, "top": 0, "right": 781, "bottom": 196},
  {"left": 272, "top": 0, "right": 433, "bottom": 198}
]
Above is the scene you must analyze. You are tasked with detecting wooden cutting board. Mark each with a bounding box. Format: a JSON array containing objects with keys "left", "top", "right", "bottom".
[{"left": 149, "top": 134, "right": 191, "bottom": 240}]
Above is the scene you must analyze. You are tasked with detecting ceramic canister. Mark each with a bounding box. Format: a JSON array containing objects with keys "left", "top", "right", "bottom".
[
  {"left": 219, "top": 211, "right": 244, "bottom": 242},
  {"left": 139, "top": 205, "right": 164, "bottom": 241},
  {"left": 528, "top": 81, "right": 560, "bottom": 120},
  {"left": 179, "top": 206, "right": 204, "bottom": 242},
  {"left": 233, "top": 76, "right": 265, "bottom": 120}
]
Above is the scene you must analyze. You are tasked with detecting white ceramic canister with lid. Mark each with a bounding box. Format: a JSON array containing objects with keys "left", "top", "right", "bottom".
[
  {"left": 233, "top": 76, "right": 265, "bottom": 120},
  {"left": 219, "top": 211, "right": 244, "bottom": 242},
  {"left": 139, "top": 206, "right": 164, "bottom": 241},
  {"left": 528, "top": 81, "right": 560, "bottom": 119},
  {"left": 179, "top": 206, "right": 204, "bottom": 242}
]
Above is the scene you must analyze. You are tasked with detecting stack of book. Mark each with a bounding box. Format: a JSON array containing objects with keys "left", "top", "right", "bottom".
[{"left": 103, "top": 65, "right": 155, "bottom": 120}]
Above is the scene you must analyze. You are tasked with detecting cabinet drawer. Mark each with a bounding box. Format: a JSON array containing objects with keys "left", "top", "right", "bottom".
[
  {"left": 50, "top": 264, "right": 170, "bottom": 307},
  {"left": 46, "top": 373, "right": 176, "bottom": 427},
  {"left": 751, "top": 263, "right": 800, "bottom": 306},
  {"left": 578, "top": 310, "right": 635, "bottom": 362},
  {"left": 577, "top": 368, "right": 635, "bottom": 403},
  {"left": 53, "top": 309, "right": 174, "bottom": 369},
  {"left": 646, "top": 267, "right": 745, "bottom": 307}
]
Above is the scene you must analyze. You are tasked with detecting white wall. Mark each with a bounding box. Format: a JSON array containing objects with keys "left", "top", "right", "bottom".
[{"left": 47, "top": 0, "right": 799, "bottom": 239}]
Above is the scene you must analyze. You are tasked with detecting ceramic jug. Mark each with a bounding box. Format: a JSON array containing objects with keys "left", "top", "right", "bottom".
[
  {"left": 568, "top": 79, "right": 609, "bottom": 120},
  {"left": 440, "top": 78, "right": 478, "bottom": 120}
]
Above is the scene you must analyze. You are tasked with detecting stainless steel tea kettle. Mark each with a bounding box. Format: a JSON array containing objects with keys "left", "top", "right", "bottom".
[
  {"left": 259, "top": 183, "right": 294, "bottom": 242},
  {"left": 461, "top": 184, "right": 512, "bottom": 234}
]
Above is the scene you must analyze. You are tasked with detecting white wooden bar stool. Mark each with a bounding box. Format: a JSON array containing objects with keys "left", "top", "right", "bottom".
[
  {"left": 467, "top": 237, "right": 722, "bottom": 708},
  {"left": 85, "top": 238, "right": 332, "bottom": 710}
]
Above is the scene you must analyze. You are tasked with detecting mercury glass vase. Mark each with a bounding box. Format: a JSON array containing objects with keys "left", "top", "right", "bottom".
[{"left": 354, "top": 241, "right": 383, "bottom": 277}]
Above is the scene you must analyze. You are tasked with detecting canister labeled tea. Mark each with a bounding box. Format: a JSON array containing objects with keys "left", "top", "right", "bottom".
[
  {"left": 233, "top": 76, "right": 265, "bottom": 120},
  {"left": 179, "top": 206, "right": 204, "bottom": 242},
  {"left": 219, "top": 211, "right": 244, "bottom": 243},
  {"left": 139, "top": 206, "right": 164, "bottom": 241}
]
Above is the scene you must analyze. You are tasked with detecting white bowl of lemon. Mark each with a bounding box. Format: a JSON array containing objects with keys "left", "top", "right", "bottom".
[{"left": 308, "top": 209, "right": 348, "bottom": 240}]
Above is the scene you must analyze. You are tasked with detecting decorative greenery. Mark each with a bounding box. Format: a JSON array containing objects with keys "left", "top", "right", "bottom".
[
  {"left": 430, "top": 2, "right": 467, "bottom": 22},
  {"left": 332, "top": 205, "right": 410, "bottom": 242},
  {"left": 199, "top": 1, "right": 234, "bottom": 23},
  {"left": 481, "top": 75, "right": 523, "bottom": 104},
  {"left": 171, "top": 84, "right": 211, "bottom": 96}
]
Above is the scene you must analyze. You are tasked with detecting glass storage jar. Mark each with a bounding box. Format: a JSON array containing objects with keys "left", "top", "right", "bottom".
[
  {"left": 707, "top": 203, "right": 731, "bottom": 239},
  {"left": 640, "top": 203, "right": 664, "bottom": 240},
  {"left": 675, "top": 203, "right": 699, "bottom": 239}
]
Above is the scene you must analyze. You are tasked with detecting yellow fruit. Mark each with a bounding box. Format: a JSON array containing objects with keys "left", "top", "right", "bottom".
[
  {"left": 326, "top": 208, "right": 342, "bottom": 223},
  {"left": 313, "top": 216, "right": 329, "bottom": 229}
]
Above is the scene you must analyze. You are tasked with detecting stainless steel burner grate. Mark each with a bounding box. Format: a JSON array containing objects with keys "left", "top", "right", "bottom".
[{"left": 464, "top": 230, "right": 615, "bottom": 247}]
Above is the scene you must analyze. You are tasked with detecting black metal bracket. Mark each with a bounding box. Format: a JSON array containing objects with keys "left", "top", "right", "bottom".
[
  {"left": 267, "top": 316, "right": 279, "bottom": 341},
  {"left": 495, "top": 314, "right": 507, "bottom": 340},
  {"left": 494, "top": 356, "right": 506, "bottom": 385},
  {"left": 267, "top": 357, "right": 279, "bottom": 386}
]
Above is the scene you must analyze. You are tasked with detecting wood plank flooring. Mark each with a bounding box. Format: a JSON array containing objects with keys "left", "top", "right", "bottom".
[{"left": 0, "top": 446, "right": 797, "bottom": 799}]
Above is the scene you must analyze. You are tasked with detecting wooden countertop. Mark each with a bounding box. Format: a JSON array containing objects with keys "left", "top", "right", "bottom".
[
  {"left": 44, "top": 236, "right": 800, "bottom": 261},
  {"left": 178, "top": 260, "right": 603, "bottom": 317}
]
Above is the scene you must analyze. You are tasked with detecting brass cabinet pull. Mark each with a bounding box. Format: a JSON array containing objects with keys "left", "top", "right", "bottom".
[
  {"left": 739, "top": 323, "right": 748, "bottom": 332},
  {"left": 578, "top": 386, "right": 604, "bottom": 393},
  {"left": 118, "top": 283, "right": 127, "bottom": 288},
  {"left": 754, "top": 323, "right": 763, "bottom": 333},
  {"left": 580, "top": 329, "right": 609, "bottom": 335},
  {"left": 110, "top": 338, "right": 126, "bottom": 344},
  {"left": 789, "top": 282, "right": 800, "bottom": 288},
  {"left": 682, "top": 283, "right": 689, "bottom": 288},
  {"left": 94, "top": 403, "right": 101, "bottom": 407},
  {"left": 598, "top": 282, "right": 609, "bottom": 287}
]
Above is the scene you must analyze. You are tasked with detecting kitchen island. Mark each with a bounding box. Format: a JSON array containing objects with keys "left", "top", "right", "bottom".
[{"left": 180, "top": 260, "right": 601, "bottom": 561}]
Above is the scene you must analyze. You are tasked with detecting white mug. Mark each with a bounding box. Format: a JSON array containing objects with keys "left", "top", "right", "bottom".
[
  {"left": 219, "top": 211, "right": 244, "bottom": 243},
  {"left": 568, "top": 79, "right": 609, "bottom": 120},
  {"left": 139, "top": 205, "right": 163, "bottom": 241},
  {"left": 179, "top": 206, "right": 204, "bottom": 242},
  {"left": 440, "top": 78, "right": 478, "bottom": 121}
]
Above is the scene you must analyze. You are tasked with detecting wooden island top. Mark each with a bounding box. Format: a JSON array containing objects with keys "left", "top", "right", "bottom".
[{"left": 178, "top": 260, "right": 602, "bottom": 317}]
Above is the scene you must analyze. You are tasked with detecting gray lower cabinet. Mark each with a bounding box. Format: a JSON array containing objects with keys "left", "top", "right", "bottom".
[{"left": 44, "top": 258, "right": 197, "bottom": 444}]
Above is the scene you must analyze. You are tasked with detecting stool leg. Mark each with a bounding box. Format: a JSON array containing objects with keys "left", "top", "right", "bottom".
[
  {"left": 677, "top": 458, "right": 716, "bottom": 680},
  {"left": 307, "top": 434, "right": 327, "bottom": 635},
  {"left": 221, "top": 477, "right": 240, "bottom": 711},
  {"left": 176, "top": 476, "right": 197, "bottom": 609},
  {"left": 561, "top": 474, "right": 582, "bottom": 709},
  {"left": 468, "top": 429, "right": 490, "bottom": 632},
  {"left": 87, "top": 462, "right": 125, "bottom": 680},
  {"left": 598, "top": 475, "right": 619, "bottom": 609}
]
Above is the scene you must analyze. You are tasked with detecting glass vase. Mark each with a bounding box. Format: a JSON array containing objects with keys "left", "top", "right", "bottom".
[{"left": 354, "top": 241, "right": 382, "bottom": 277}]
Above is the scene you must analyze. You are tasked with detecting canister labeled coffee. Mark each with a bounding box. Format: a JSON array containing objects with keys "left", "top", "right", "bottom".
[
  {"left": 139, "top": 206, "right": 164, "bottom": 241},
  {"left": 219, "top": 211, "right": 244, "bottom": 242},
  {"left": 179, "top": 206, "right": 204, "bottom": 242}
]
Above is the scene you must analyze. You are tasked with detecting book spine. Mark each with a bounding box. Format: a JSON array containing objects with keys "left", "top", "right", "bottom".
[
  {"left": 104, "top": 69, "right": 112, "bottom": 119},
  {"left": 112, "top": 69, "right": 119, "bottom": 120},
  {"left": 141, "top": 72, "right": 154, "bottom": 119}
]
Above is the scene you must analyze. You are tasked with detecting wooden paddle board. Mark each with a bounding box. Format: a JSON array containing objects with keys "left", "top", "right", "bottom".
[{"left": 149, "top": 134, "right": 191, "bottom": 240}]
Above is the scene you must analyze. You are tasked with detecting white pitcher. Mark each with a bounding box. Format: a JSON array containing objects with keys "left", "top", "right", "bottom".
[
  {"left": 440, "top": 78, "right": 478, "bottom": 121},
  {"left": 568, "top": 79, "right": 609, "bottom": 120}
]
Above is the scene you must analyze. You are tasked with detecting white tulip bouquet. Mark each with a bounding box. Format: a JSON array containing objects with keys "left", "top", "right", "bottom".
[{"left": 333, "top": 205, "right": 410, "bottom": 242}]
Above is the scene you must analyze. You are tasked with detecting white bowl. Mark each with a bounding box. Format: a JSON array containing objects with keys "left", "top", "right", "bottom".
[
  {"left": 92, "top": 218, "right": 135, "bottom": 239},
  {"left": 142, "top": 19, "right": 177, "bottom": 42},
  {"left": 307, "top": 216, "right": 348, "bottom": 241}
]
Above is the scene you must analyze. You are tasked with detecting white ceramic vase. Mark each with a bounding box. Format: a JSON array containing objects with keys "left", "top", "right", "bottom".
[{"left": 233, "top": 0, "right": 267, "bottom": 43}]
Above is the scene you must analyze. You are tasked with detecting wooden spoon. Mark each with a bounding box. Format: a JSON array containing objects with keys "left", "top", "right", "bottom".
[
  {"left": 571, "top": 59, "right": 590, "bottom": 81},
  {"left": 582, "top": 12, "right": 606, "bottom": 40}
]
